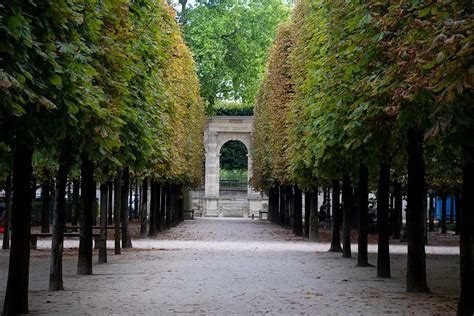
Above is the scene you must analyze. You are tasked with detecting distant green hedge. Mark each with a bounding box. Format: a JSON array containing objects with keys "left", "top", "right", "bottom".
[
  {"left": 214, "top": 106, "right": 253, "bottom": 116},
  {"left": 220, "top": 169, "right": 248, "bottom": 182},
  {"left": 208, "top": 101, "right": 254, "bottom": 116}
]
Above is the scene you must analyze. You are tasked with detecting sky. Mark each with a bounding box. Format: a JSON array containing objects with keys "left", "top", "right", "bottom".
[{"left": 170, "top": 0, "right": 196, "bottom": 12}]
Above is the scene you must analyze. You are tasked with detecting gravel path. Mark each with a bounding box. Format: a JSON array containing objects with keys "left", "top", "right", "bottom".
[{"left": 0, "top": 218, "right": 460, "bottom": 315}]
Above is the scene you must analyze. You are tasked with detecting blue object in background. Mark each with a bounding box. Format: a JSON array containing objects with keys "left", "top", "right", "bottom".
[{"left": 435, "top": 196, "right": 456, "bottom": 221}]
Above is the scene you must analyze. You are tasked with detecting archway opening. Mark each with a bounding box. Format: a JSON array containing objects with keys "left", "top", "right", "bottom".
[{"left": 219, "top": 140, "right": 248, "bottom": 192}]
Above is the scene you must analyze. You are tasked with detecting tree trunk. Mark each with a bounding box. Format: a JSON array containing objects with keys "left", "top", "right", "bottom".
[
  {"left": 170, "top": 184, "right": 178, "bottom": 227},
  {"left": 176, "top": 185, "right": 182, "bottom": 225},
  {"left": 441, "top": 194, "right": 447, "bottom": 234},
  {"left": 66, "top": 181, "right": 72, "bottom": 223},
  {"left": 389, "top": 192, "right": 395, "bottom": 235},
  {"left": 267, "top": 189, "right": 273, "bottom": 222},
  {"left": 114, "top": 170, "right": 122, "bottom": 255},
  {"left": 2, "top": 172, "right": 12, "bottom": 250},
  {"left": 165, "top": 183, "right": 172, "bottom": 229},
  {"left": 71, "top": 179, "right": 80, "bottom": 226},
  {"left": 121, "top": 167, "right": 132, "bottom": 248},
  {"left": 177, "top": 185, "right": 184, "bottom": 224},
  {"left": 458, "top": 158, "right": 473, "bottom": 315},
  {"left": 269, "top": 187, "right": 278, "bottom": 223},
  {"left": 77, "top": 155, "right": 94, "bottom": 275},
  {"left": 308, "top": 190, "right": 319, "bottom": 242},
  {"left": 134, "top": 181, "right": 139, "bottom": 221},
  {"left": 140, "top": 178, "right": 148, "bottom": 238},
  {"left": 325, "top": 188, "right": 332, "bottom": 226},
  {"left": 279, "top": 185, "right": 285, "bottom": 227},
  {"left": 169, "top": 184, "right": 175, "bottom": 227},
  {"left": 40, "top": 171, "right": 52, "bottom": 233},
  {"left": 293, "top": 186, "right": 303, "bottom": 236},
  {"left": 329, "top": 180, "right": 342, "bottom": 252},
  {"left": 377, "top": 161, "right": 391, "bottom": 278},
  {"left": 31, "top": 176, "right": 37, "bottom": 202},
  {"left": 159, "top": 184, "right": 166, "bottom": 232},
  {"left": 274, "top": 186, "right": 280, "bottom": 223},
  {"left": 98, "top": 182, "right": 108, "bottom": 264},
  {"left": 49, "top": 144, "right": 72, "bottom": 290},
  {"left": 342, "top": 173, "right": 352, "bottom": 258},
  {"left": 148, "top": 180, "right": 157, "bottom": 236},
  {"left": 428, "top": 194, "right": 435, "bottom": 232},
  {"left": 304, "top": 192, "right": 310, "bottom": 238},
  {"left": 285, "top": 186, "right": 293, "bottom": 228},
  {"left": 128, "top": 182, "right": 133, "bottom": 221},
  {"left": 393, "top": 182, "right": 402, "bottom": 240},
  {"left": 3, "top": 144, "right": 33, "bottom": 315},
  {"left": 406, "top": 128, "right": 429, "bottom": 293},
  {"left": 107, "top": 181, "right": 113, "bottom": 225},
  {"left": 357, "top": 163, "right": 370, "bottom": 267},
  {"left": 92, "top": 193, "right": 97, "bottom": 227},
  {"left": 155, "top": 183, "right": 163, "bottom": 232},
  {"left": 352, "top": 184, "right": 360, "bottom": 230},
  {"left": 179, "top": 0, "right": 188, "bottom": 24},
  {"left": 455, "top": 194, "right": 460, "bottom": 236}
]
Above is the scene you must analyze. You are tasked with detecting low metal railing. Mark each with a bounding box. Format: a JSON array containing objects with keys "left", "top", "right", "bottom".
[{"left": 219, "top": 180, "right": 247, "bottom": 191}]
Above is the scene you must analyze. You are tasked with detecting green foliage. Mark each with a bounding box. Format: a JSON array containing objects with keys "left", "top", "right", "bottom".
[
  {"left": 251, "top": 0, "right": 473, "bottom": 194},
  {"left": 220, "top": 140, "right": 248, "bottom": 170},
  {"left": 250, "top": 75, "right": 273, "bottom": 190},
  {"left": 251, "top": 21, "right": 295, "bottom": 190},
  {"left": 183, "top": 0, "right": 290, "bottom": 106},
  {"left": 0, "top": 0, "right": 205, "bottom": 188},
  {"left": 219, "top": 169, "right": 248, "bottom": 182},
  {"left": 160, "top": 5, "right": 206, "bottom": 186},
  {"left": 208, "top": 101, "right": 254, "bottom": 116}
]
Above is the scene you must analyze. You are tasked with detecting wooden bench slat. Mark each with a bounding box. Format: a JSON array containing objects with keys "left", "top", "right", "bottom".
[
  {"left": 31, "top": 233, "right": 100, "bottom": 237},
  {"left": 30, "top": 232, "right": 100, "bottom": 249}
]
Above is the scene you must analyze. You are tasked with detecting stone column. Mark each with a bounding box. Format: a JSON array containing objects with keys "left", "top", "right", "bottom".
[
  {"left": 205, "top": 131, "right": 219, "bottom": 214},
  {"left": 247, "top": 150, "right": 261, "bottom": 218},
  {"left": 247, "top": 152, "right": 257, "bottom": 197}
]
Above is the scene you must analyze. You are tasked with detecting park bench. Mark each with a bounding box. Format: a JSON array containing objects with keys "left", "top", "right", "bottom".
[
  {"left": 184, "top": 210, "right": 195, "bottom": 220},
  {"left": 65, "top": 226, "right": 114, "bottom": 233},
  {"left": 259, "top": 210, "right": 268, "bottom": 220},
  {"left": 30, "top": 232, "right": 100, "bottom": 250}
]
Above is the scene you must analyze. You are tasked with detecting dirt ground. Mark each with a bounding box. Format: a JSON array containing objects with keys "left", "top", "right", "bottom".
[{"left": 1, "top": 218, "right": 460, "bottom": 315}]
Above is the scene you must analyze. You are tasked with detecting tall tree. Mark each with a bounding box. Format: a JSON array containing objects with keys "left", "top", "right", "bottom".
[
  {"left": 121, "top": 167, "right": 132, "bottom": 248},
  {"left": 98, "top": 182, "right": 108, "bottom": 264},
  {"left": 2, "top": 172, "right": 12, "bottom": 250},
  {"left": 342, "top": 174, "right": 352, "bottom": 258},
  {"left": 3, "top": 144, "right": 34, "bottom": 314},
  {"left": 184, "top": 0, "right": 290, "bottom": 107},
  {"left": 49, "top": 143, "right": 73, "bottom": 290},
  {"left": 77, "top": 155, "right": 94, "bottom": 275},
  {"left": 329, "top": 180, "right": 342, "bottom": 252},
  {"left": 356, "top": 163, "right": 370, "bottom": 267}
]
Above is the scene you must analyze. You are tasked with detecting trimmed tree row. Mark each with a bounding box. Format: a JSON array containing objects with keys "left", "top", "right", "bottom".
[
  {"left": 0, "top": 1, "right": 204, "bottom": 315},
  {"left": 251, "top": 1, "right": 473, "bottom": 315}
]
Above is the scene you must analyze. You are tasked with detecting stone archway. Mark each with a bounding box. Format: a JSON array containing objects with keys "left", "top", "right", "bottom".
[
  {"left": 202, "top": 116, "right": 263, "bottom": 217},
  {"left": 218, "top": 139, "right": 249, "bottom": 192}
]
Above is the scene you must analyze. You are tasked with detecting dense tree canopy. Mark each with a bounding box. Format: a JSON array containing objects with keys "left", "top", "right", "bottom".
[
  {"left": 220, "top": 140, "right": 248, "bottom": 171},
  {"left": 0, "top": 0, "right": 204, "bottom": 188},
  {"left": 251, "top": 0, "right": 473, "bottom": 313},
  {"left": 251, "top": 21, "right": 295, "bottom": 190},
  {"left": 182, "top": 0, "right": 290, "bottom": 107},
  {"left": 0, "top": 1, "right": 204, "bottom": 313}
]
